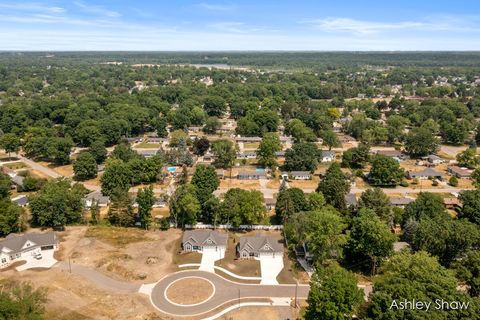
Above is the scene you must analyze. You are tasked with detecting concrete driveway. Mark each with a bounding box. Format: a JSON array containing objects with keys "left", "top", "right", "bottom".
[
  {"left": 16, "top": 249, "right": 58, "bottom": 271},
  {"left": 258, "top": 255, "right": 284, "bottom": 285},
  {"left": 199, "top": 247, "right": 225, "bottom": 272}
]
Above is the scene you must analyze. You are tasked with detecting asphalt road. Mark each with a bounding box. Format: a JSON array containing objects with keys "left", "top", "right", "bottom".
[{"left": 150, "top": 270, "right": 309, "bottom": 317}]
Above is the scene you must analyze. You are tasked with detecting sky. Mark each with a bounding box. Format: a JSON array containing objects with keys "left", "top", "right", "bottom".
[{"left": 1, "top": 0, "right": 480, "bottom": 50}]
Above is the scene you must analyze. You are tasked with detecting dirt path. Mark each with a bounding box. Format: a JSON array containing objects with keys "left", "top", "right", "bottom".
[{"left": 55, "top": 262, "right": 141, "bottom": 293}]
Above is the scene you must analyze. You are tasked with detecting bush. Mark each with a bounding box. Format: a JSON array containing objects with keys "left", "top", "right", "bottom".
[
  {"left": 159, "top": 218, "right": 170, "bottom": 230},
  {"left": 449, "top": 176, "right": 459, "bottom": 187},
  {"left": 412, "top": 178, "right": 419, "bottom": 185},
  {"left": 400, "top": 180, "right": 409, "bottom": 187},
  {"left": 432, "top": 179, "right": 439, "bottom": 186}
]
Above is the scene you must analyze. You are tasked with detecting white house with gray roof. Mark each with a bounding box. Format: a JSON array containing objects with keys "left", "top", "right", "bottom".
[
  {"left": 236, "top": 236, "right": 284, "bottom": 259},
  {"left": 182, "top": 230, "right": 227, "bottom": 253},
  {"left": 0, "top": 232, "right": 58, "bottom": 269}
]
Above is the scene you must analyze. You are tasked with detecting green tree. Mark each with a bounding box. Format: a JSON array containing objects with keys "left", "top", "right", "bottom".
[
  {"left": 345, "top": 208, "right": 396, "bottom": 274},
  {"left": 359, "top": 188, "right": 394, "bottom": 225},
  {"left": 410, "top": 216, "right": 480, "bottom": 266},
  {"left": 89, "top": 139, "right": 108, "bottom": 164},
  {"left": 203, "top": 96, "right": 226, "bottom": 117},
  {"left": 403, "top": 192, "right": 448, "bottom": 223},
  {"left": 203, "top": 116, "right": 220, "bottom": 134},
  {"left": 449, "top": 175, "right": 459, "bottom": 186},
  {"left": 137, "top": 186, "right": 155, "bottom": 229},
  {"left": 404, "top": 127, "right": 439, "bottom": 157},
  {"left": 283, "top": 142, "right": 321, "bottom": 172},
  {"left": 285, "top": 119, "right": 317, "bottom": 143},
  {"left": 111, "top": 142, "right": 138, "bottom": 162},
  {"left": 0, "top": 199, "right": 22, "bottom": 236},
  {"left": 0, "top": 281, "right": 48, "bottom": 320},
  {"left": 192, "top": 137, "right": 210, "bottom": 156},
  {"left": 341, "top": 144, "right": 370, "bottom": 169},
  {"left": 0, "top": 172, "right": 12, "bottom": 199},
  {"left": 257, "top": 132, "right": 281, "bottom": 169},
  {"left": 368, "top": 155, "right": 405, "bottom": 186},
  {"left": 29, "top": 179, "right": 84, "bottom": 228},
  {"left": 73, "top": 152, "right": 97, "bottom": 181},
  {"left": 454, "top": 250, "right": 480, "bottom": 297},
  {"left": 169, "top": 184, "right": 201, "bottom": 228},
  {"left": 306, "top": 192, "right": 326, "bottom": 211},
  {"left": 0, "top": 133, "right": 20, "bottom": 158},
  {"left": 305, "top": 263, "right": 363, "bottom": 320},
  {"left": 275, "top": 187, "right": 308, "bottom": 222},
  {"left": 456, "top": 147, "right": 480, "bottom": 169},
  {"left": 473, "top": 167, "right": 480, "bottom": 188},
  {"left": 459, "top": 189, "right": 480, "bottom": 224},
  {"left": 107, "top": 188, "right": 134, "bottom": 227},
  {"left": 220, "top": 188, "right": 266, "bottom": 226},
  {"left": 211, "top": 139, "right": 236, "bottom": 169},
  {"left": 304, "top": 207, "right": 347, "bottom": 264},
  {"left": 320, "top": 129, "right": 340, "bottom": 150},
  {"left": 317, "top": 163, "right": 350, "bottom": 213},
  {"left": 191, "top": 165, "right": 220, "bottom": 205},
  {"left": 100, "top": 159, "right": 133, "bottom": 196},
  {"left": 366, "top": 251, "right": 478, "bottom": 320}
]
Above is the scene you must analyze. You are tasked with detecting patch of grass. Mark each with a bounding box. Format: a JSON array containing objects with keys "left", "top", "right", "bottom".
[
  {"left": 136, "top": 142, "right": 161, "bottom": 148},
  {"left": 85, "top": 226, "right": 151, "bottom": 247},
  {"left": 172, "top": 236, "right": 202, "bottom": 266},
  {"left": 4, "top": 162, "right": 27, "bottom": 170},
  {"left": 215, "top": 233, "right": 261, "bottom": 277}
]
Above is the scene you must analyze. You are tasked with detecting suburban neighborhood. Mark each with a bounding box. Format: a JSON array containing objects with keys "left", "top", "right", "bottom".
[{"left": 0, "top": 2, "right": 480, "bottom": 319}]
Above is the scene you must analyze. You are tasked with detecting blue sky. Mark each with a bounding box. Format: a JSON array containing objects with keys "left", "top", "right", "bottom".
[{"left": 1, "top": 1, "right": 480, "bottom": 50}]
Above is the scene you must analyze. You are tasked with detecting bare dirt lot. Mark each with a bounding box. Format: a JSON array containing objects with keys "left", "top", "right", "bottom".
[
  {"left": 1, "top": 226, "right": 189, "bottom": 319},
  {"left": 220, "top": 306, "right": 294, "bottom": 320},
  {"left": 66, "top": 226, "right": 183, "bottom": 283},
  {"left": 166, "top": 277, "right": 214, "bottom": 305}
]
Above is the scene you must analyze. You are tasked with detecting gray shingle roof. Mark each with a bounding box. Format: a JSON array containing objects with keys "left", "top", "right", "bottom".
[
  {"left": 0, "top": 232, "right": 57, "bottom": 254},
  {"left": 238, "top": 236, "right": 284, "bottom": 254},
  {"left": 182, "top": 230, "right": 227, "bottom": 247}
]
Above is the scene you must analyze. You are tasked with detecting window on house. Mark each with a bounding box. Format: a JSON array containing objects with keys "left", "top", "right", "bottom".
[{"left": 1, "top": 258, "right": 6, "bottom": 263}]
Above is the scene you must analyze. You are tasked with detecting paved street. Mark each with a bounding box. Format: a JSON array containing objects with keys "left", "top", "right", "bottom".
[{"left": 150, "top": 270, "right": 309, "bottom": 317}]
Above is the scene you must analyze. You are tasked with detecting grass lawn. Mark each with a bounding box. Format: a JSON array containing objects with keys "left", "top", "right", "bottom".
[
  {"left": 135, "top": 142, "right": 161, "bottom": 148},
  {"left": 243, "top": 142, "right": 260, "bottom": 149},
  {"left": 85, "top": 226, "right": 152, "bottom": 247},
  {"left": 277, "top": 251, "right": 310, "bottom": 284},
  {"left": 215, "top": 232, "right": 261, "bottom": 277},
  {"left": 4, "top": 162, "right": 27, "bottom": 170}
]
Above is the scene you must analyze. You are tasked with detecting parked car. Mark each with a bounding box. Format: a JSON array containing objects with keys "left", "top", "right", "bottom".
[{"left": 33, "top": 252, "right": 42, "bottom": 260}]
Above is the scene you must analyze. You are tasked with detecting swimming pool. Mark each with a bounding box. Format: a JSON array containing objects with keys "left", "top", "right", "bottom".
[
  {"left": 167, "top": 167, "right": 177, "bottom": 172},
  {"left": 255, "top": 168, "right": 266, "bottom": 172}
]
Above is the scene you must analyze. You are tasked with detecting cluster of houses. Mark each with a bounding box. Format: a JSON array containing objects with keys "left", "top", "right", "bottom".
[
  {"left": 0, "top": 232, "right": 58, "bottom": 269},
  {"left": 182, "top": 229, "right": 284, "bottom": 259}
]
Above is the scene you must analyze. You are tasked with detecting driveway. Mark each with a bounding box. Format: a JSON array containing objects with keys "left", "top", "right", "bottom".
[
  {"left": 258, "top": 255, "right": 284, "bottom": 285},
  {"left": 199, "top": 247, "right": 225, "bottom": 272},
  {"left": 16, "top": 249, "right": 57, "bottom": 271}
]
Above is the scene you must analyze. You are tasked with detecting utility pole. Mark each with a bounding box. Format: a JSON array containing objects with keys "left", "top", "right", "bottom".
[
  {"left": 68, "top": 256, "right": 72, "bottom": 273},
  {"left": 238, "top": 288, "right": 241, "bottom": 307}
]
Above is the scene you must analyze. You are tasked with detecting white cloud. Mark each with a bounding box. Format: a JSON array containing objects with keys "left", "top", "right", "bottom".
[
  {"left": 0, "top": 2, "right": 65, "bottom": 14},
  {"left": 197, "top": 3, "right": 236, "bottom": 12},
  {"left": 73, "top": 1, "right": 120, "bottom": 18},
  {"left": 302, "top": 16, "right": 480, "bottom": 35}
]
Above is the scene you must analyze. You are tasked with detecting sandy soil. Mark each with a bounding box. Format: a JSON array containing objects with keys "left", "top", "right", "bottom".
[
  {"left": 57, "top": 227, "right": 182, "bottom": 283},
  {"left": 166, "top": 278, "right": 214, "bottom": 305},
  {"left": 220, "top": 180, "right": 260, "bottom": 189},
  {"left": 2, "top": 266, "right": 160, "bottom": 320}
]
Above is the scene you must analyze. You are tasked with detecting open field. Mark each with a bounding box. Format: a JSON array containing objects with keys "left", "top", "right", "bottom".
[
  {"left": 220, "top": 179, "right": 260, "bottom": 189},
  {"left": 57, "top": 226, "right": 183, "bottom": 283},
  {"left": 135, "top": 142, "right": 162, "bottom": 148}
]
